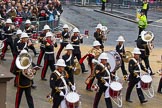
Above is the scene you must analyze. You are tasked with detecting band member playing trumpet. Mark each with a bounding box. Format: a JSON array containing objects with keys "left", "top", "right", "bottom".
[
  {"left": 37, "top": 24, "right": 51, "bottom": 67},
  {"left": 50, "top": 59, "right": 76, "bottom": 108},
  {"left": 94, "top": 23, "right": 104, "bottom": 52},
  {"left": 41, "top": 32, "right": 56, "bottom": 81},
  {"left": 14, "top": 50, "right": 37, "bottom": 108},
  {"left": 126, "top": 47, "right": 148, "bottom": 104},
  {"left": 80, "top": 40, "right": 102, "bottom": 91},
  {"left": 71, "top": 27, "right": 88, "bottom": 73},
  {"left": 93, "top": 52, "right": 112, "bottom": 108},
  {"left": 136, "top": 31, "right": 155, "bottom": 75},
  {"left": 1, "top": 18, "right": 15, "bottom": 60},
  {"left": 56, "top": 24, "right": 70, "bottom": 60},
  {"left": 157, "top": 72, "right": 162, "bottom": 94},
  {"left": 116, "top": 36, "right": 128, "bottom": 81},
  {"left": 62, "top": 44, "right": 75, "bottom": 85},
  {"left": 24, "top": 19, "right": 38, "bottom": 56}
]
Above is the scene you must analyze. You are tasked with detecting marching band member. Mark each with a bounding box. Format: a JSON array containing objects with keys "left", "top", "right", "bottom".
[
  {"left": 62, "top": 43, "right": 75, "bottom": 85},
  {"left": 115, "top": 36, "right": 128, "bottom": 80},
  {"left": 50, "top": 59, "right": 75, "bottom": 108},
  {"left": 24, "top": 19, "right": 38, "bottom": 56},
  {"left": 10, "top": 29, "right": 23, "bottom": 73},
  {"left": 15, "top": 49, "right": 37, "bottom": 108},
  {"left": 0, "top": 18, "right": 15, "bottom": 60},
  {"left": 81, "top": 40, "right": 102, "bottom": 91},
  {"left": 157, "top": 73, "right": 162, "bottom": 94},
  {"left": 94, "top": 23, "right": 104, "bottom": 52},
  {"left": 41, "top": 32, "right": 56, "bottom": 81},
  {"left": 56, "top": 24, "right": 70, "bottom": 60},
  {"left": 37, "top": 24, "right": 51, "bottom": 67},
  {"left": 71, "top": 27, "right": 88, "bottom": 73},
  {"left": 126, "top": 47, "right": 148, "bottom": 104},
  {"left": 136, "top": 31, "right": 155, "bottom": 75},
  {"left": 93, "top": 52, "right": 112, "bottom": 108}
]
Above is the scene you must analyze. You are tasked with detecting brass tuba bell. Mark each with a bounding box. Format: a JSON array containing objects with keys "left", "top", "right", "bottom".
[
  {"left": 16, "top": 50, "right": 32, "bottom": 70},
  {"left": 141, "top": 31, "right": 154, "bottom": 42}
]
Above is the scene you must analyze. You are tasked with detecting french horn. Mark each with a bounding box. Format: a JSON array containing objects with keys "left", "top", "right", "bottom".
[
  {"left": 73, "top": 60, "right": 81, "bottom": 75},
  {"left": 122, "top": 51, "right": 133, "bottom": 63}
]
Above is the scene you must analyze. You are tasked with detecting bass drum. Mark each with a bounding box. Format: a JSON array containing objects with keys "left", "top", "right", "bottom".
[{"left": 105, "top": 50, "right": 121, "bottom": 72}]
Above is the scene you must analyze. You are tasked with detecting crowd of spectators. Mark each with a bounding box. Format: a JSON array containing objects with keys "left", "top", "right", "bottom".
[{"left": 0, "top": 0, "right": 63, "bottom": 23}]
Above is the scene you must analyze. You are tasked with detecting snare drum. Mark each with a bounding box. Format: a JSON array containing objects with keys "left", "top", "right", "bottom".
[
  {"left": 109, "top": 82, "right": 122, "bottom": 98},
  {"left": 141, "top": 75, "right": 152, "bottom": 90},
  {"left": 65, "top": 92, "right": 80, "bottom": 108},
  {"left": 105, "top": 50, "right": 121, "bottom": 72}
]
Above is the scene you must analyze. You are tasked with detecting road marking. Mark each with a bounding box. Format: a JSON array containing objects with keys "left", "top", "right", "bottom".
[
  {"left": 155, "top": 19, "right": 162, "bottom": 23},
  {"left": 149, "top": 24, "right": 162, "bottom": 28}
]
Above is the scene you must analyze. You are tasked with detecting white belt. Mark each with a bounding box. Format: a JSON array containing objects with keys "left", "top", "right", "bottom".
[
  {"left": 58, "top": 86, "right": 66, "bottom": 90},
  {"left": 4, "top": 33, "right": 13, "bottom": 35},
  {"left": 72, "top": 44, "right": 80, "bottom": 47},
  {"left": 45, "top": 52, "right": 54, "bottom": 54},
  {"left": 134, "top": 70, "right": 140, "bottom": 73},
  {"left": 140, "top": 49, "right": 145, "bottom": 51},
  {"left": 102, "top": 77, "right": 109, "bottom": 79}
]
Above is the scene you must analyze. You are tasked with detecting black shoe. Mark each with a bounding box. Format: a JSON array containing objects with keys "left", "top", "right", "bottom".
[
  {"left": 141, "top": 100, "right": 148, "bottom": 104},
  {"left": 126, "top": 99, "right": 133, "bottom": 103},
  {"left": 31, "top": 84, "right": 37, "bottom": 89},
  {"left": 41, "top": 78, "right": 47, "bottom": 81},
  {"left": 150, "top": 73, "right": 155, "bottom": 75},
  {"left": 1, "top": 58, "right": 6, "bottom": 61},
  {"left": 86, "top": 88, "right": 93, "bottom": 92},
  {"left": 82, "top": 70, "right": 88, "bottom": 73}
]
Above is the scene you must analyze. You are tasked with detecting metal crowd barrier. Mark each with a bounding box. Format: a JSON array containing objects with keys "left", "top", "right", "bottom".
[{"left": 14, "top": 16, "right": 62, "bottom": 33}]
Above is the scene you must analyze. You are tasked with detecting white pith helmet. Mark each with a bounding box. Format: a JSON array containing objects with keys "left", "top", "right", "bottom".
[
  {"left": 45, "top": 32, "right": 53, "bottom": 38},
  {"left": 132, "top": 47, "right": 141, "bottom": 54},
  {"left": 116, "top": 36, "right": 125, "bottom": 42},
  {"left": 43, "top": 24, "right": 51, "bottom": 30},
  {"left": 55, "top": 59, "right": 66, "bottom": 67},
  {"left": 16, "top": 29, "right": 22, "bottom": 35},
  {"left": 93, "top": 40, "right": 101, "bottom": 46},
  {"left": 63, "top": 24, "right": 69, "bottom": 29},
  {"left": 20, "top": 32, "right": 29, "bottom": 39},
  {"left": 6, "top": 18, "right": 12, "bottom": 23},
  {"left": 65, "top": 44, "right": 74, "bottom": 50},
  {"left": 73, "top": 27, "right": 80, "bottom": 33},
  {"left": 98, "top": 52, "right": 109, "bottom": 62},
  {"left": 96, "top": 23, "right": 102, "bottom": 29},
  {"left": 25, "top": 19, "right": 31, "bottom": 24}
]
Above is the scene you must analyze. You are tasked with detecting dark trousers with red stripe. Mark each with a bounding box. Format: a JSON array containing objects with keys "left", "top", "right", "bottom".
[
  {"left": 41, "top": 59, "right": 55, "bottom": 79},
  {"left": 15, "top": 87, "right": 34, "bottom": 108},
  {"left": 10, "top": 54, "right": 17, "bottom": 72},
  {"left": 158, "top": 77, "right": 162, "bottom": 92},
  {"left": 93, "top": 86, "right": 112, "bottom": 108},
  {"left": 1, "top": 40, "right": 14, "bottom": 59},
  {"left": 37, "top": 49, "right": 45, "bottom": 66},
  {"left": 56, "top": 42, "right": 68, "bottom": 60},
  {"left": 86, "top": 62, "right": 95, "bottom": 89}
]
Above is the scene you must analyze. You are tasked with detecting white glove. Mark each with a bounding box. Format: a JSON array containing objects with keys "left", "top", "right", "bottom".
[
  {"left": 104, "top": 82, "right": 109, "bottom": 87},
  {"left": 71, "top": 84, "right": 76, "bottom": 91},
  {"left": 60, "top": 91, "right": 64, "bottom": 97}
]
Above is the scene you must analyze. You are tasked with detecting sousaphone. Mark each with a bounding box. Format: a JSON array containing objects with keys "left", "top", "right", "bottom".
[{"left": 16, "top": 50, "right": 32, "bottom": 70}]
